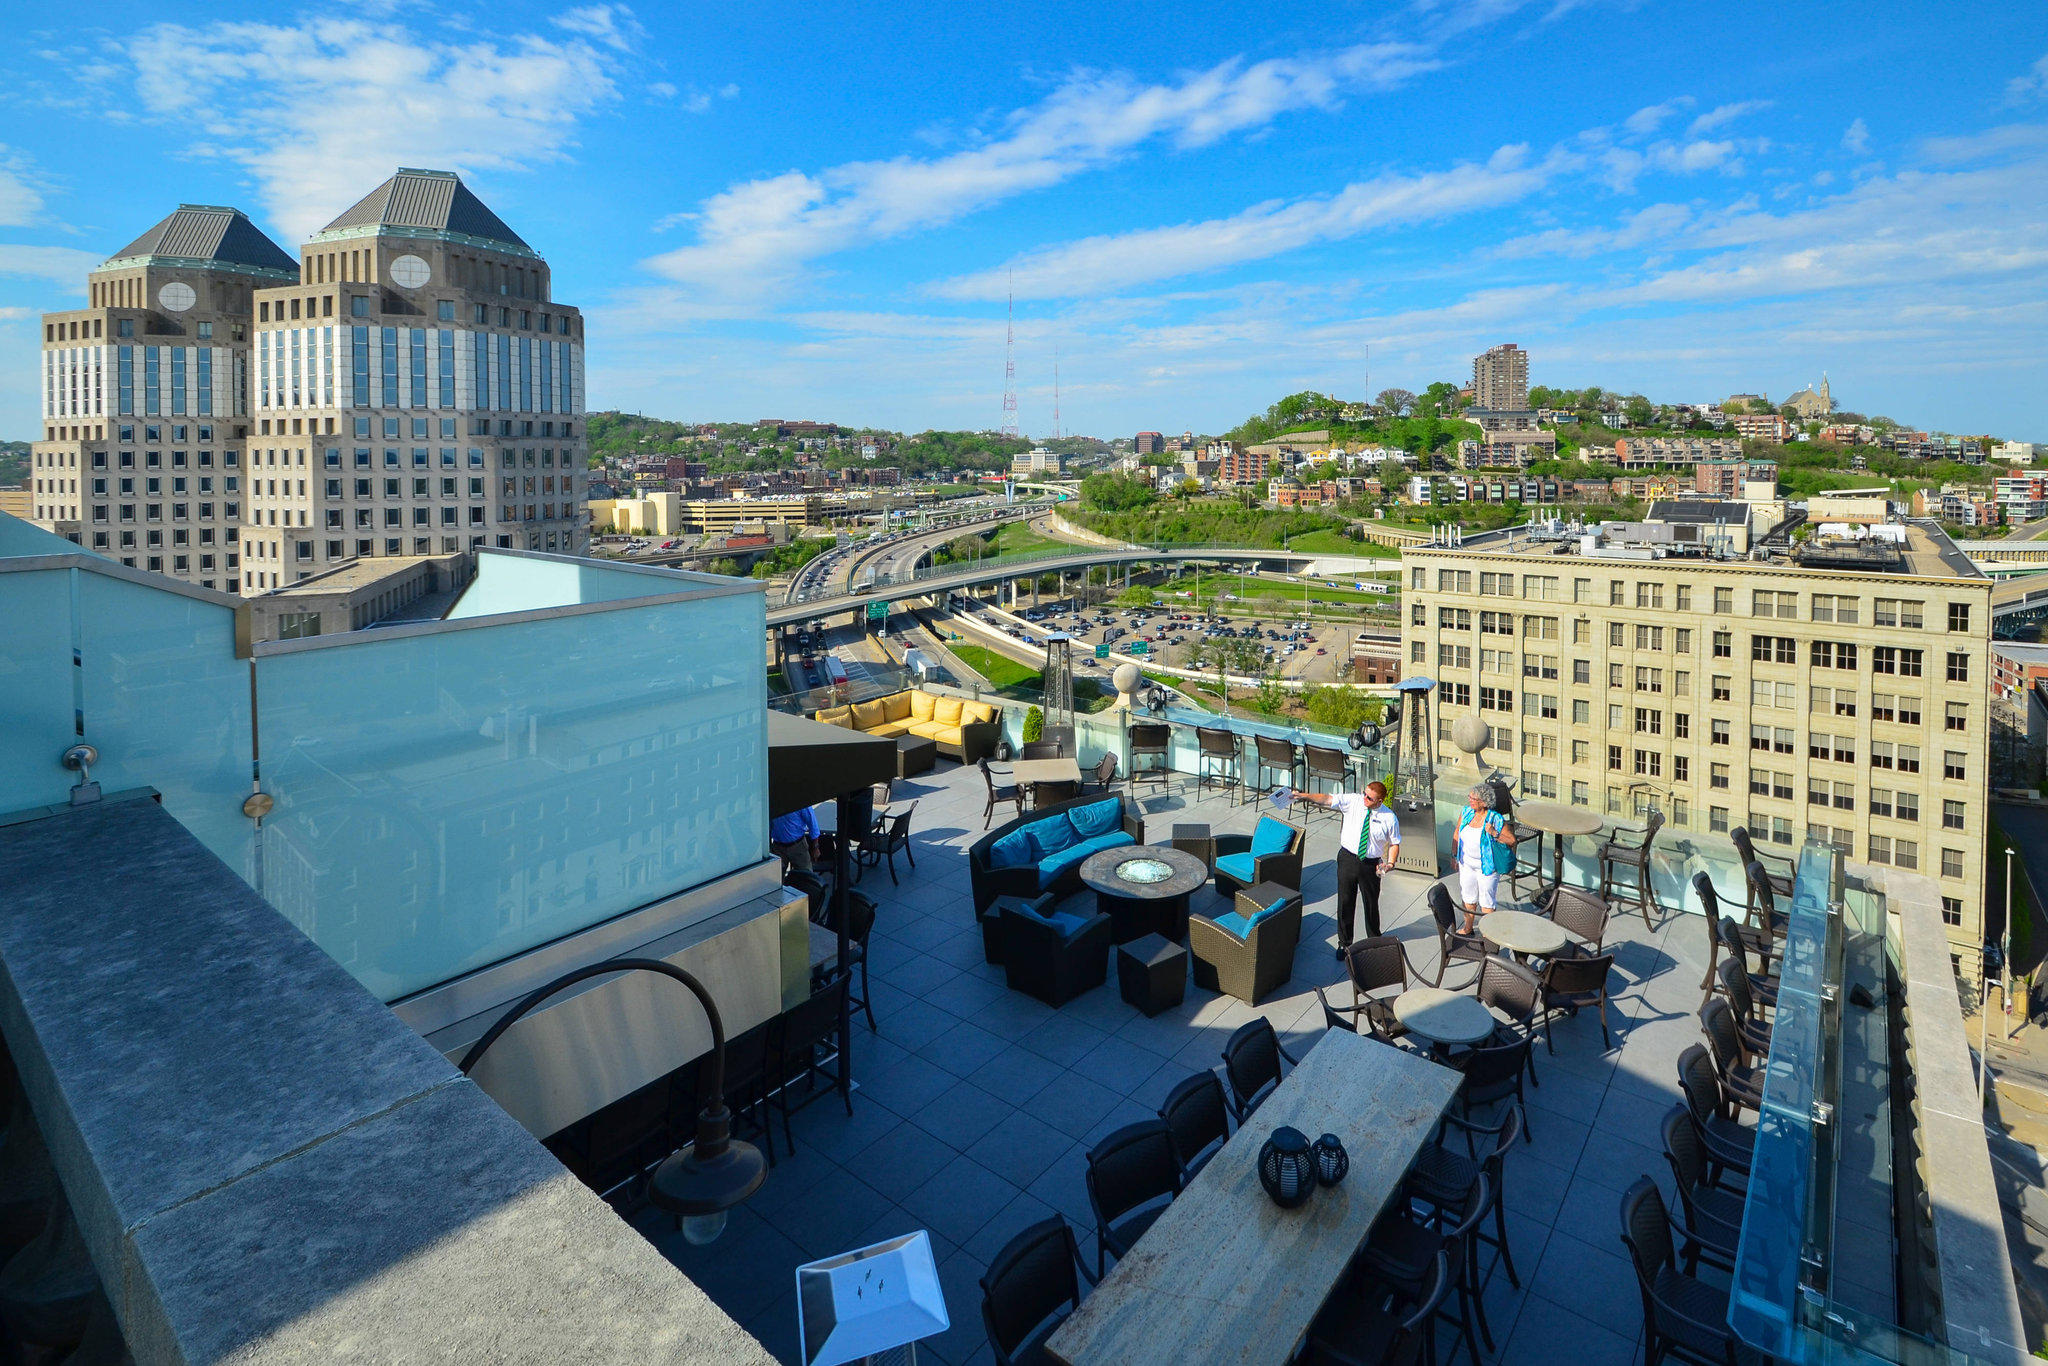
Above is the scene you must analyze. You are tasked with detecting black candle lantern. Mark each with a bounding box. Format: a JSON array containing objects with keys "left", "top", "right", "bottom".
[
  {"left": 1314, "top": 1133, "right": 1349, "bottom": 1186},
  {"left": 1258, "top": 1126, "right": 1316, "bottom": 1208}
]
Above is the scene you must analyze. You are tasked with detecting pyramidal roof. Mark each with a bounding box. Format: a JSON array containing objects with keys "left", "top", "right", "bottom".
[
  {"left": 101, "top": 205, "right": 297, "bottom": 277},
  {"left": 315, "top": 169, "right": 532, "bottom": 255}
]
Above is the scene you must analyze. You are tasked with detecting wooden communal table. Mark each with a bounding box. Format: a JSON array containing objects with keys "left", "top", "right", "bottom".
[{"left": 1044, "top": 1029, "right": 1461, "bottom": 1366}]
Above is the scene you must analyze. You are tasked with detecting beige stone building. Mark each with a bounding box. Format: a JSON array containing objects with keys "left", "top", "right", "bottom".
[
  {"left": 1472, "top": 343, "right": 1529, "bottom": 411},
  {"left": 242, "top": 169, "right": 586, "bottom": 592},
  {"left": 1401, "top": 512, "right": 1993, "bottom": 978},
  {"left": 30, "top": 204, "right": 298, "bottom": 591}
]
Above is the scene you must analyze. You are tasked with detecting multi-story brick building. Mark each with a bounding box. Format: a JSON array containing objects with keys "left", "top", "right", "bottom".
[
  {"left": 30, "top": 204, "right": 298, "bottom": 591},
  {"left": 1695, "top": 460, "right": 1778, "bottom": 498},
  {"left": 242, "top": 168, "right": 587, "bottom": 591},
  {"left": 1729, "top": 412, "right": 1792, "bottom": 442},
  {"left": 1400, "top": 513, "right": 1993, "bottom": 978},
  {"left": 1134, "top": 431, "right": 1164, "bottom": 455},
  {"left": 1612, "top": 436, "right": 1745, "bottom": 470}
]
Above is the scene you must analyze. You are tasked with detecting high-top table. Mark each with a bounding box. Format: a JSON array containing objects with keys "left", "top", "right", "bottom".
[
  {"left": 1011, "top": 757, "right": 1083, "bottom": 787},
  {"left": 1044, "top": 1029, "right": 1461, "bottom": 1366},
  {"left": 1480, "top": 908, "right": 1568, "bottom": 961},
  {"left": 1513, "top": 800, "right": 1605, "bottom": 902}
]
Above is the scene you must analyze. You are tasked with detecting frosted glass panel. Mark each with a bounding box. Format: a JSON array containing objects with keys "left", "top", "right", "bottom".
[
  {"left": 254, "top": 591, "right": 769, "bottom": 1001},
  {"left": 0, "top": 570, "right": 82, "bottom": 812},
  {"left": 75, "top": 572, "right": 253, "bottom": 863},
  {"left": 445, "top": 553, "right": 726, "bottom": 619}
]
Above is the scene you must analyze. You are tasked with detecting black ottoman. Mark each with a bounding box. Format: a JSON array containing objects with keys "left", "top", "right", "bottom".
[
  {"left": 1170, "top": 822, "right": 1214, "bottom": 872},
  {"left": 896, "top": 733, "right": 938, "bottom": 778},
  {"left": 1117, "top": 933, "right": 1187, "bottom": 1017}
]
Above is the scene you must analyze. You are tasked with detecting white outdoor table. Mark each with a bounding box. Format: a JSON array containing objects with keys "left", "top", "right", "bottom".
[
  {"left": 1480, "top": 908, "right": 1569, "bottom": 960},
  {"left": 1393, "top": 987, "right": 1498, "bottom": 1047}
]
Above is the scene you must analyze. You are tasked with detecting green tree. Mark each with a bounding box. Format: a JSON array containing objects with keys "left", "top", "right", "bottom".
[
  {"left": 1080, "top": 471, "right": 1157, "bottom": 511},
  {"left": 1420, "top": 381, "right": 1463, "bottom": 415},
  {"left": 1116, "top": 585, "right": 1160, "bottom": 608},
  {"left": 1624, "top": 394, "right": 1654, "bottom": 427},
  {"left": 1375, "top": 388, "right": 1417, "bottom": 417},
  {"left": 1301, "top": 683, "right": 1383, "bottom": 732},
  {"left": 709, "top": 558, "right": 742, "bottom": 577}
]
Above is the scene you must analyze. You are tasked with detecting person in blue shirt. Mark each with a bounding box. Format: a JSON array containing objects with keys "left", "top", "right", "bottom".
[{"left": 770, "top": 806, "right": 820, "bottom": 872}]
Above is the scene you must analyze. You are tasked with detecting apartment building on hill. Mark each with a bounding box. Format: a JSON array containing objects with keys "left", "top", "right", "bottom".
[{"left": 1401, "top": 513, "right": 1993, "bottom": 979}]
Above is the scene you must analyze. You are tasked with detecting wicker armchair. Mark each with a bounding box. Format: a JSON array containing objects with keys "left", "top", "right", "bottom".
[
  {"left": 1211, "top": 816, "right": 1305, "bottom": 897},
  {"left": 999, "top": 901, "right": 1112, "bottom": 1006},
  {"left": 1620, "top": 1179, "right": 1749, "bottom": 1366},
  {"left": 1189, "top": 884, "right": 1303, "bottom": 1005}
]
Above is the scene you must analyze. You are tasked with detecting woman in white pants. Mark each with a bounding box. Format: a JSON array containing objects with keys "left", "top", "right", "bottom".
[{"left": 1454, "top": 783, "right": 1519, "bottom": 935}]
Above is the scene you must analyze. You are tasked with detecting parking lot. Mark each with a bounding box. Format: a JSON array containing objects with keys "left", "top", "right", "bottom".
[{"left": 937, "top": 596, "right": 1355, "bottom": 684}]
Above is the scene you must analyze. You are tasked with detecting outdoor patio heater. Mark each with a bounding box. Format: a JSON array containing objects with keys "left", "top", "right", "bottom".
[
  {"left": 1041, "top": 632, "right": 1076, "bottom": 755},
  {"left": 1385, "top": 676, "right": 1442, "bottom": 875}
]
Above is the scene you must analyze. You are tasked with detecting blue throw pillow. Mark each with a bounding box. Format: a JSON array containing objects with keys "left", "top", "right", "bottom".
[
  {"left": 1046, "top": 911, "right": 1089, "bottom": 937},
  {"left": 1028, "top": 816, "right": 1077, "bottom": 858},
  {"left": 1261, "top": 896, "right": 1290, "bottom": 919},
  {"left": 1250, "top": 817, "right": 1295, "bottom": 858},
  {"left": 1211, "top": 911, "right": 1254, "bottom": 938},
  {"left": 1066, "top": 797, "right": 1121, "bottom": 840},
  {"left": 989, "top": 829, "right": 1035, "bottom": 870}
]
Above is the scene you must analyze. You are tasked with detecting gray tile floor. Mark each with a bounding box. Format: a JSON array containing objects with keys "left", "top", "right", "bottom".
[{"left": 642, "top": 762, "right": 1732, "bottom": 1365}]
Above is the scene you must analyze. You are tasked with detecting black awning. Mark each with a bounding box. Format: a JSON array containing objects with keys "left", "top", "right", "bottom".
[{"left": 766, "top": 709, "right": 899, "bottom": 815}]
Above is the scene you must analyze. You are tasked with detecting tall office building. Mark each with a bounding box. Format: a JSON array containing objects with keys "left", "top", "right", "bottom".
[
  {"left": 1472, "top": 343, "right": 1529, "bottom": 411},
  {"left": 1401, "top": 507, "right": 1992, "bottom": 979},
  {"left": 30, "top": 205, "right": 298, "bottom": 591},
  {"left": 243, "top": 169, "right": 586, "bottom": 591}
]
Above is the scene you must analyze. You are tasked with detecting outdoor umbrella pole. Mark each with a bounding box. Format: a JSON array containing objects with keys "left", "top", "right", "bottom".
[{"left": 835, "top": 791, "right": 854, "bottom": 1106}]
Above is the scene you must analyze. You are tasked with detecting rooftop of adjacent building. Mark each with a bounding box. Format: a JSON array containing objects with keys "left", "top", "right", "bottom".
[
  {"left": 1419, "top": 508, "right": 1988, "bottom": 582},
  {"left": 96, "top": 203, "right": 297, "bottom": 278},
  {"left": 310, "top": 167, "right": 536, "bottom": 258}
]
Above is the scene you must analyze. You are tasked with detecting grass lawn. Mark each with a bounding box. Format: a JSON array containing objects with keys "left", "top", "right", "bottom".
[
  {"left": 1167, "top": 570, "right": 1397, "bottom": 606},
  {"left": 989, "top": 520, "right": 1064, "bottom": 556},
  {"left": 1282, "top": 529, "right": 1401, "bottom": 557},
  {"left": 951, "top": 644, "right": 1041, "bottom": 689}
]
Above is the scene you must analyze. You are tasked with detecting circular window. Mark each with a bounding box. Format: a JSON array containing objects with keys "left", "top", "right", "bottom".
[
  {"left": 388, "top": 254, "right": 431, "bottom": 289},
  {"left": 158, "top": 282, "right": 196, "bottom": 313}
]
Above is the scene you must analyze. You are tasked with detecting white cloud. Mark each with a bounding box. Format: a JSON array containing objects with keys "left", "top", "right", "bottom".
[
  {"left": 0, "top": 149, "right": 51, "bottom": 229},
  {"left": 931, "top": 145, "right": 1564, "bottom": 300},
  {"left": 118, "top": 17, "right": 624, "bottom": 242},
  {"left": 1623, "top": 98, "right": 1693, "bottom": 137},
  {"left": 1915, "top": 122, "right": 2048, "bottom": 165},
  {"left": 1687, "top": 100, "right": 1770, "bottom": 135},
  {"left": 2006, "top": 51, "right": 2048, "bottom": 104},
  {"left": 1843, "top": 118, "right": 1870, "bottom": 155},
  {"left": 643, "top": 41, "right": 1438, "bottom": 292},
  {"left": 550, "top": 5, "right": 644, "bottom": 52},
  {"left": 0, "top": 244, "right": 101, "bottom": 283}
]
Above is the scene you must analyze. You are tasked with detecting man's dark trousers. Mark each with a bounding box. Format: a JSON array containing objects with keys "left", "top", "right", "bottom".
[{"left": 1336, "top": 847, "right": 1383, "bottom": 948}]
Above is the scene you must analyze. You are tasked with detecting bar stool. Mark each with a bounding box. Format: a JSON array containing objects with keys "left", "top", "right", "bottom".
[
  {"left": 1302, "top": 744, "right": 1350, "bottom": 802},
  {"left": 1250, "top": 734, "right": 1298, "bottom": 806},
  {"left": 1195, "top": 726, "right": 1240, "bottom": 800},
  {"left": 1597, "top": 810, "right": 1664, "bottom": 928},
  {"left": 1128, "top": 722, "right": 1172, "bottom": 788}
]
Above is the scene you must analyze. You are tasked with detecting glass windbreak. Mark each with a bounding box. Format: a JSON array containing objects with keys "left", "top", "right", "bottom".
[{"left": 253, "top": 591, "right": 768, "bottom": 1002}]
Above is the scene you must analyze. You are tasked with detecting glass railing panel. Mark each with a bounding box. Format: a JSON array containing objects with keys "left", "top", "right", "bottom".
[
  {"left": 74, "top": 571, "right": 253, "bottom": 864},
  {"left": 251, "top": 591, "right": 768, "bottom": 1003},
  {"left": 0, "top": 569, "right": 86, "bottom": 813}
]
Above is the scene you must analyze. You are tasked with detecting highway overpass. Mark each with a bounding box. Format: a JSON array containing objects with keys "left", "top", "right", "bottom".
[{"left": 764, "top": 540, "right": 1395, "bottom": 628}]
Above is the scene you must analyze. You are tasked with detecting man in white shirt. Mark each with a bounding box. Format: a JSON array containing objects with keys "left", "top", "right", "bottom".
[{"left": 1290, "top": 780, "right": 1401, "bottom": 957}]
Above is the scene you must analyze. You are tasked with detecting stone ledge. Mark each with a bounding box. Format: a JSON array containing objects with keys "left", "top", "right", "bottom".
[{"left": 0, "top": 794, "right": 773, "bottom": 1364}]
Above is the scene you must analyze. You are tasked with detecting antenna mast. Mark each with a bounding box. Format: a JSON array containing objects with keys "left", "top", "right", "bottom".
[{"left": 1001, "top": 274, "right": 1020, "bottom": 439}]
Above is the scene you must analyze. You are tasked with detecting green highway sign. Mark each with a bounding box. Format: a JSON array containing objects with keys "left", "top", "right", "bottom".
[
  {"left": 1128, "top": 641, "right": 1149, "bottom": 656},
  {"left": 866, "top": 601, "right": 888, "bottom": 622},
  {"left": 1094, "top": 642, "right": 1110, "bottom": 659}
]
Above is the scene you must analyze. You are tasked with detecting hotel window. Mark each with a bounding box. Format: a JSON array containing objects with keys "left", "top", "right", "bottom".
[
  {"left": 1752, "top": 591, "right": 1796, "bottom": 618},
  {"left": 1608, "top": 622, "right": 1626, "bottom": 648},
  {"left": 1522, "top": 655, "right": 1558, "bottom": 681},
  {"left": 1944, "top": 750, "right": 1967, "bottom": 781},
  {"left": 1633, "top": 707, "right": 1662, "bottom": 735},
  {"left": 1893, "top": 839, "right": 1919, "bottom": 870},
  {"left": 1609, "top": 580, "right": 1625, "bottom": 606},
  {"left": 1478, "top": 687, "right": 1513, "bottom": 712},
  {"left": 1411, "top": 567, "right": 1426, "bottom": 590},
  {"left": 1523, "top": 615, "right": 1559, "bottom": 641},
  {"left": 1480, "top": 572, "right": 1513, "bottom": 596},
  {"left": 1479, "top": 611, "right": 1514, "bottom": 636},
  {"left": 1946, "top": 651, "right": 1970, "bottom": 683},
  {"left": 1675, "top": 585, "right": 1692, "bottom": 611},
  {"left": 1873, "top": 598, "right": 1923, "bottom": 629},
  {"left": 1441, "top": 682, "right": 1470, "bottom": 706},
  {"left": 1636, "top": 667, "right": 1664, "bottom": 694},
  {"left": 1608, "top": 745, "right": 1623, "bottom": 772},
  {"left": 1811, "top": 640, "right": 1858, "bottom": 669},
  {"left": 1636, "top": 583, "right": 1663, "bottom": 609},
  {"left": 1634, "top": 750, "right": 1662, "bottom": 777},
  {"left": 1572, "top": 740, "right": 1590, "bottom": 764},
  {"left": 1673, "top": 756, "right": 1690, "bottom": 782},
  {"left": 1948, "top": 602, "right": 1971, "bottom": 633},
  {"left": 1523, "top": 575, "right": 1558, "bottom": 601},
  {"left": 1709, "top": 806, "right": 1730, "bottom": 833},
  {"left": 1410, "top": 641, "right": 1426, "bottom": 663},
  {"left": 1438, "top": 569, "right": 1471, "bottom": 592},
  {"left": 1711, "top": 719, "right": 1730, "bottom": 746},
  {"left": 1573, "top": 781, "right": 1591, "bottom": 808},
  {"left": 1809, "top": 733, "right": 1854, "bottom": 764},
  {"left": 1713, "top": 587, "right": 1733, "bottom": 614},
  {"left": 1941, "top": 897, "right": 1963, "bottom": 926},
  {"left": 1712, "top": 631, "right": 1731, "bottom": 658},
  {"left": 1812, "top": 593, "right": 1855, "bottom": 623},
  {"left": 1609, "top": 703, "right": 1625, "bottom": 728},
  {"left": 1943, "top": 800, "right": 1965, "bottom": 831},
  {"left": 1438, "top": 607, "right": 1470, "bottom": 629},
  {"left": 1872, "top": 647, "right": 1923, "bottom": 677},
  {"left": 1946, "top": 701, "right": 1969, "bottom": 732},
  {"left": 1571, "top": 700, "right": 1590, "bottom": 725},
  {"left": 1635, "top": 625, "right": 1663, "bottom": 651},
  {"left": 1751, "top": 635, "right": 1796, "bottom": 664}
]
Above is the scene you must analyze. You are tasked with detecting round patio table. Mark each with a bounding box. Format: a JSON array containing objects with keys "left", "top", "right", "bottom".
[
  {"left": 1393, "top": 987, "right": 1497, "bottom": 1047},
  {"left": 1513, "top": 800, "right": 1604, "bottom": 902},
  {"left": 1480, "top": 908, "right": 1568, "bottom": 961},
  {"left": 1079, "top": 845, "right": 1207, "bottom": 944}
]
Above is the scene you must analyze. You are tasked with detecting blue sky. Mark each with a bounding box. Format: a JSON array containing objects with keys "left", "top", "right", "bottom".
[{"left": 4, "top": 1, "right": 2047, "bottom": 441}]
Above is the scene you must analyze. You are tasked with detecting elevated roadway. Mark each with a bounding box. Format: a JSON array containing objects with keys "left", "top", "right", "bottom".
[{"left": 764, "top": 540, "right": 1392, "bottom": 628}]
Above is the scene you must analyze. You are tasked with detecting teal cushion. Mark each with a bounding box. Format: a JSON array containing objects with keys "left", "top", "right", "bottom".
[
  {"left": 1211, "top": 912, "right": 1254, "bottom": 938},
  {"left": 1260, "top": 896, "right": 1290, "bottom": 919},
  {"left": 1008, "top": 902, "right": 1088, "bottom": 939},
  {"left": 1028, "top": 816, "right": 1077, "bottom": 858},
  {"left": 1067, "top": 797, "right": 1121, "bottom": 840},
  {"left": 1250, "top": 817, "right": 1295, "bottom": 858},
  {"left": 1037, "top": 829, "right": 1133, "bottom": 879},
  {"left": 1214, "top": 851, "right": 1255, "bottom": 884},
  {"left": 989, "top": 829, "right": 1036, "bottom": 870}
]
